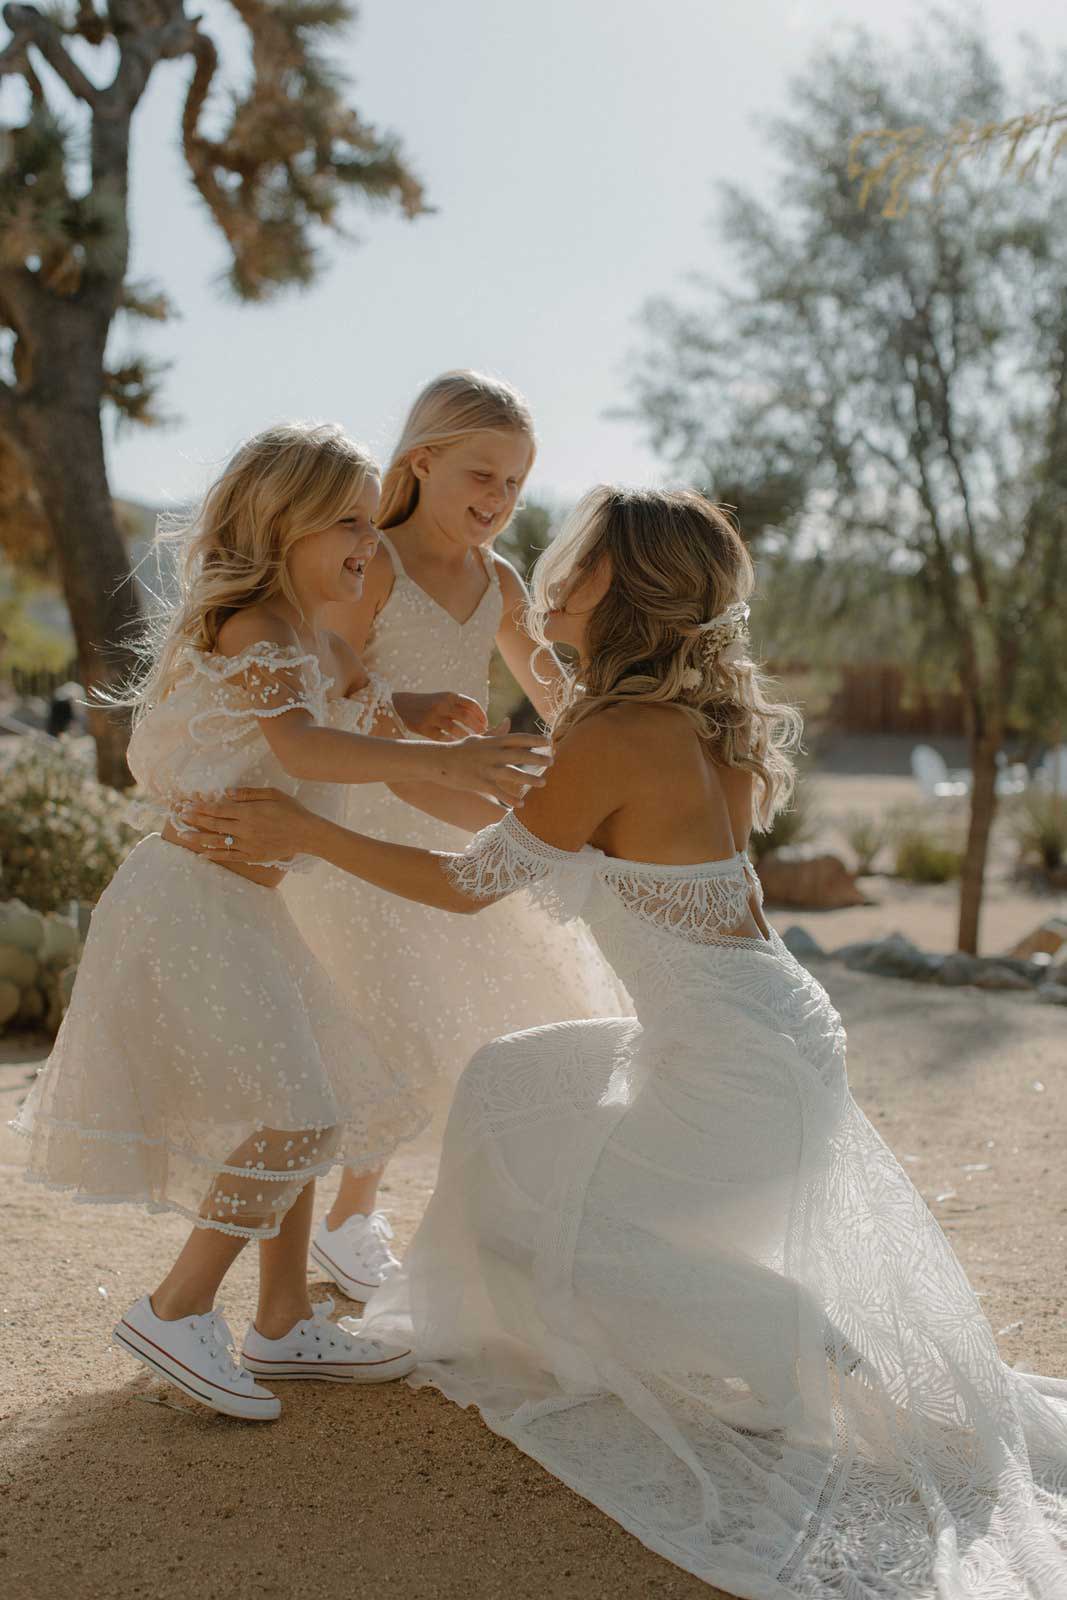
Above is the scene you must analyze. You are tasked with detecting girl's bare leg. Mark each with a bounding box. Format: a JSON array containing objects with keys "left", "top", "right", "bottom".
[
  {"left": 151, "top": 1227, "right": 246, "bottom": 1320},
  {"left": 326, "top": 1164, "right": 384, "bottom": 1229},
  {"left": 256, "top": 1178, "right": 317, "bottom": 1338}
]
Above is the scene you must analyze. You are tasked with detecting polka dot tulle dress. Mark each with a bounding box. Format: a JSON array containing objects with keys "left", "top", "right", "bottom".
[
  {"left": 13, "top": 643, "right": 428, "bottom": 1238},
  {"left": 281, "top": 535, "right": 631, "bottom": 1122}
]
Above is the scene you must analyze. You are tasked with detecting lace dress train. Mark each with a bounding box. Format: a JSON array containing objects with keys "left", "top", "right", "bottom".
[{"left": 361, "top": 813, "right": 1067, "bottom": 1597}]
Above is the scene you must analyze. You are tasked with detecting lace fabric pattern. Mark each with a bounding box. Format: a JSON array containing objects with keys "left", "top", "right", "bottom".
[
  {"left": 14, "top": 645, "right": 430, "bottom": 1237},
  {"left": 362, "top": 811, "right": 1067, "bottom": 1596}
]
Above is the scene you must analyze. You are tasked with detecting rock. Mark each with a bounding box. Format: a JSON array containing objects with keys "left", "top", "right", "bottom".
[
  {"left": 973, "top": 964, "right": 1035, "bottom": 991},
  {"left": 1036, "top": 983, "right": 1067, "bottom": 1006},
  {"left": 757, "top": 850, "right": 867, "bottom": 910},
  {"left": 0, "top": 900, "right": 45, "bottom": 955},
  {"left": 0, "top": 978, "right": 20, "bottom": 1027},
  {"left": 0, "top": 945, "right": 39, "bottom": 989},
  {"left": 16, "top": 985, "right": 45, "bottom": 1025},
  {"left": 936, "top": 952, "right": 985, "bottom": 987},
  {"left": 58, "top": 964, "right": 79, "bottom": 1009},
  {"left": 39, "top": 914, "right": 80, "bottom": 970},
  {"left": 845, "top": 933, "right": 941, "bottom": 982},
  {"left": 1008, "top": 918, "right": 1067, "bottom": 963},
  {"left": 782, "top": 926, "right": 828, "bottom": 960}
]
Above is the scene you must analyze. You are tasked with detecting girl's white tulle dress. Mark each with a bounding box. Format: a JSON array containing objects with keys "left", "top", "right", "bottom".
[
  {"left": 360, "top": 811, "right": 1067, "bottom": 1598},
  {"left": 282, "top": 534, "right": 629, "bottom": 1114},
  {"left": 13, "top": 644, "right": 427, "bottom": 1238}
]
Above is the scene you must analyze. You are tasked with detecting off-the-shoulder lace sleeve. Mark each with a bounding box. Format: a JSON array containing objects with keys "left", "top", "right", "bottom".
[
  {"left": 183, "top": 643, "right": 332, "bottom": 743},
  {"left": 436, "top": 811, "right": 600, "bottom": 923}
]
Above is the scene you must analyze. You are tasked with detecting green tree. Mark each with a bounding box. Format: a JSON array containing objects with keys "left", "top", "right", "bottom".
[
  {"left": 625, "top": 21, "right": 1067, "bottom": 954},
  {"left": 0, "top": 0, "right": 425, "bottom": 783}
]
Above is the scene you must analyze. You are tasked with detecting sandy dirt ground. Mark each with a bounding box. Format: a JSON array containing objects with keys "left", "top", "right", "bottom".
[{"left": 2, "top": 953, "right": 1065, "bottom": 1600}]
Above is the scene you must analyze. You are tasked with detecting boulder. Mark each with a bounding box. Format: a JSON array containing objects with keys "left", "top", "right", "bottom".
[
  {"left": 0, "top": 900, "right": 45, "bottom": 955},
  {"left": 39, "top": 914, "right": 80, "bottom": 970},
  {"left": 782, "top": 926, "right": 828, "bottom": 961},
  {"left": 973, "top": 964, "right": 1035, "bottom": 992},
  {"left": 757, "top": 850, "right": 867, "bottom": 910},
  {"left": 844, "top": 933, "right": 942, "bottom": 982},
  {"left": 0, "top": 945, "right": 39, "bottom": 989},
  {"left": 1008, "top": 918, "right": 1067, "bottom": 963},
  {"left": 0, "top": 978, "right": 20, "bottom": 1027},
  {"left": 936, "top": 952, "right": 985, "bottom": 987},
  {"left": 16, "top": 985, "right": 45, "bottom": 1025}
]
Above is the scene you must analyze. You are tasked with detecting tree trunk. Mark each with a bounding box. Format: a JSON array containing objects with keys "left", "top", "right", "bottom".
[
  {"left": 957, "top": 731, "right": 1000, "bottom": 955},
  {"left": 15, "top": 316, "right": 141, "bottom": 787}
]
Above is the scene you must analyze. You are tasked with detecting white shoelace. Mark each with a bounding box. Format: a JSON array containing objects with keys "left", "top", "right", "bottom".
[
  {"left": 339, "top": 1211, "right": 398, "bottom": 1273},
  {"left": 200, "top": 1307, "right": 255, "bottom": 1387}
]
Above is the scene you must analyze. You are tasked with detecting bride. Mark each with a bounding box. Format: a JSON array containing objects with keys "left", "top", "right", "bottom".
[{"left": 180, "top": 485, "right": 1067, "bottom": 1598}]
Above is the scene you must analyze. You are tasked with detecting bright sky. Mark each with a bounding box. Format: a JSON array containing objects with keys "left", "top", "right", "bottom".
[{"left": 109, "top": 0, "right": 1056, "bottom": 511}]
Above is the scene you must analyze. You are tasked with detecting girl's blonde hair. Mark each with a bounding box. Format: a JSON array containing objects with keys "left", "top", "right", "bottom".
[
  {"left": 528, "top": 485, "right": 802, "bottom": 827},
  {"left": 127, "top": 422, "right": 378, "bottom": 717},
  {"left": 377, "top": 369, "right": 536, "bottom": 530}
]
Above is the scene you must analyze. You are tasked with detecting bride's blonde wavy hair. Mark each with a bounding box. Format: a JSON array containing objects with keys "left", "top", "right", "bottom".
[
  {"left": 124, "top": 422, "right": 379, "bottom": 719},
  {"left": 528, "top": 485, "right": 802, "bottom": 827},
  {"left": 377, "top": 369, "right": 536, "bottom": 530}
]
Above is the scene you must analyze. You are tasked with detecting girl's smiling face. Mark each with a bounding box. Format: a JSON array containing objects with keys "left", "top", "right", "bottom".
[
  {"left": 286, "top": 474, "right": 381, "bottom": 607},
  {"left": 410, "top": 429, "right": 533, "bottom": 548}
]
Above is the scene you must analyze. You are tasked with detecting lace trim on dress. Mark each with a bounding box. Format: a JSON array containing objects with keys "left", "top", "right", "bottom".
[
  {"left": 333, "top": 670, "right": 394, "bottom": 735},
  {"left": 438, "top": 811, "right": 599, "bottom": 924},
  {"left": 179, "top": 642, "right": 332, "bottom": 745},
  {"left": 439, "top": 813, "right": 764, "bottom": 944}
]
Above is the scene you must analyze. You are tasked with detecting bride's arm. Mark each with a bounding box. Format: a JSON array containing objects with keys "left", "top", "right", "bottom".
[{"left": 178, "top": 716, "right": 621, "bottom": 912}]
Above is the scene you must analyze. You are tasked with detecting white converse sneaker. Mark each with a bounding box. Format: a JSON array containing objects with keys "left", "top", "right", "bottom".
[
  {"left": 114, "top": 1295, "right": 281, "bottom": 1421},
  {"left": 309, "top": 1211, "right": 400, "bottom": 1301},
  {"left": 241, "top": 1297, "right": 415, "bottom": 1383}
]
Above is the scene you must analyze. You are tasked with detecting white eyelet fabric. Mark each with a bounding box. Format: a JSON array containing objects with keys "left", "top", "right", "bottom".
[
  {"left": 362, "top": 812, "right": 1067, "bottom": 1595},
  {"left": 12, "top": 645, "right": 428, "bottom": 1237},
  {"left": 280, "top": 538, "right": 631, "bottom": 1118}
]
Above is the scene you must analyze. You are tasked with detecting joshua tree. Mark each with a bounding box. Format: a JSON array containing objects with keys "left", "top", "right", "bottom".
[{"left": 0, "top": 0, "right": 425, "bottom": 782}]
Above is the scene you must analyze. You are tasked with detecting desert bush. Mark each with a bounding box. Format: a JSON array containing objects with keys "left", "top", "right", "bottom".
[
  {"left": 749, "top": 779, "right": 819, "bottom": 863},
  {"left": 1008, "top": 790, "right": 1067, "bottom": 872},
  {"left": 893, "top": 826, "right": 963, "bottom": 884},
  {"left": 843, "top": 811, "right": 889, "bottom": 875},
  {"left": 0, "top": 737, "right": 138, "bottom": 913}
]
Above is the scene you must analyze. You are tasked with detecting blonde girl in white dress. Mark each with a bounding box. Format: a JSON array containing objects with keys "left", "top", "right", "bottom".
[
  {"left": 184, "top": 485, "right": 1067, "bottom": 1593},
  {"left": 283, "top": 371, "right": 627, "bottom": 1300},
  {"left": 13, "top": 422, "right": 545, "bottom": 1422}
]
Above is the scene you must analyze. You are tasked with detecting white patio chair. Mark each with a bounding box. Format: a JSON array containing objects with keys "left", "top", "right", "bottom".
[{"left": 911, "top": 744, "right": 971, "bottom": 799}]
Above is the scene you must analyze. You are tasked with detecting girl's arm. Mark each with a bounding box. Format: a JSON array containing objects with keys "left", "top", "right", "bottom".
[
  {"left": 387, "top": 782, "right": 508, "bottom": 833},
  {"left": 178, "top": 716, "right": 623, "bottom": 912},
  {"left": 218, "top": 610, "right": 546, "bottom": 806},
  {"left": 493, "top": 556, "right": 566, "bottom": 722}
]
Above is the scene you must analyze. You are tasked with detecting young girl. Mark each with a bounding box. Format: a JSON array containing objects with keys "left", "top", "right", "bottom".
[
  {"left": 184, "top": 485, "right": 1067, "bottom": 1594},
  {"left": 12, "top": 422, "right": 545, "bottom": 1422},
  {"left": 282, "top": 371, "right": 627, "bottom": 1301}
]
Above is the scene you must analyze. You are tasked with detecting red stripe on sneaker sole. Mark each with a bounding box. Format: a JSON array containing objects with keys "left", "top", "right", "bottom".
[{"left": 116, "top": 1318, "right": 276, "bottom": 1405}]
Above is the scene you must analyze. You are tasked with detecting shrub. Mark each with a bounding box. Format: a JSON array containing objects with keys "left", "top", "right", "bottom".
[
  {"left": 893, "top": 828, "right": 962, "bottom": 884},
  {"left": 843, "top": 811, "right": 888, "bottom": 875},
  {"left": 1009, "top": 790, "right": 1067, "bottom": 872},
  {"left": 0, "top": 737, "right": 138, "bottom": 912},
  {"left": 749, "top": 779, "right": 819, "bottom": 863}
]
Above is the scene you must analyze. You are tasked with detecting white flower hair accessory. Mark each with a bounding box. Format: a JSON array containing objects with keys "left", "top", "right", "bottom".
[{"left": 680, "top": 602, "right": 750, "bottom": 693}]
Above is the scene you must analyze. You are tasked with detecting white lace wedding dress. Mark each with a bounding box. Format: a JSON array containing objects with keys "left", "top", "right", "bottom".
[
  {"left": 360, "top": 811, "right": 1067, "bottom": 1597},
  {"left": 282, "top": 534, "right": 628, "bottom": 1115}
]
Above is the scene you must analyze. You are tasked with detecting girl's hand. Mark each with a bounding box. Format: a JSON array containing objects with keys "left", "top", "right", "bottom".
[
  {"left": 435, "top": 721, "right": 552, "bottom": 805},
  {"left": 394, "top": 690, "right": 489, "bottom": 741},
  {"left": 176, "top": 789, "right": 314, "bottom": 865}
]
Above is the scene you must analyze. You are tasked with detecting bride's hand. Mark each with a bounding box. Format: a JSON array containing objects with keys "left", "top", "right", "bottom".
[
  {"left": 176, "top": 788, "right": 314, "bottom": 865},
  {"left": 433, "top": 721, "right": 552, "bottom": 805},
  {"left": 393, "top": 689, "right": 488, "bottom": 741}
]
